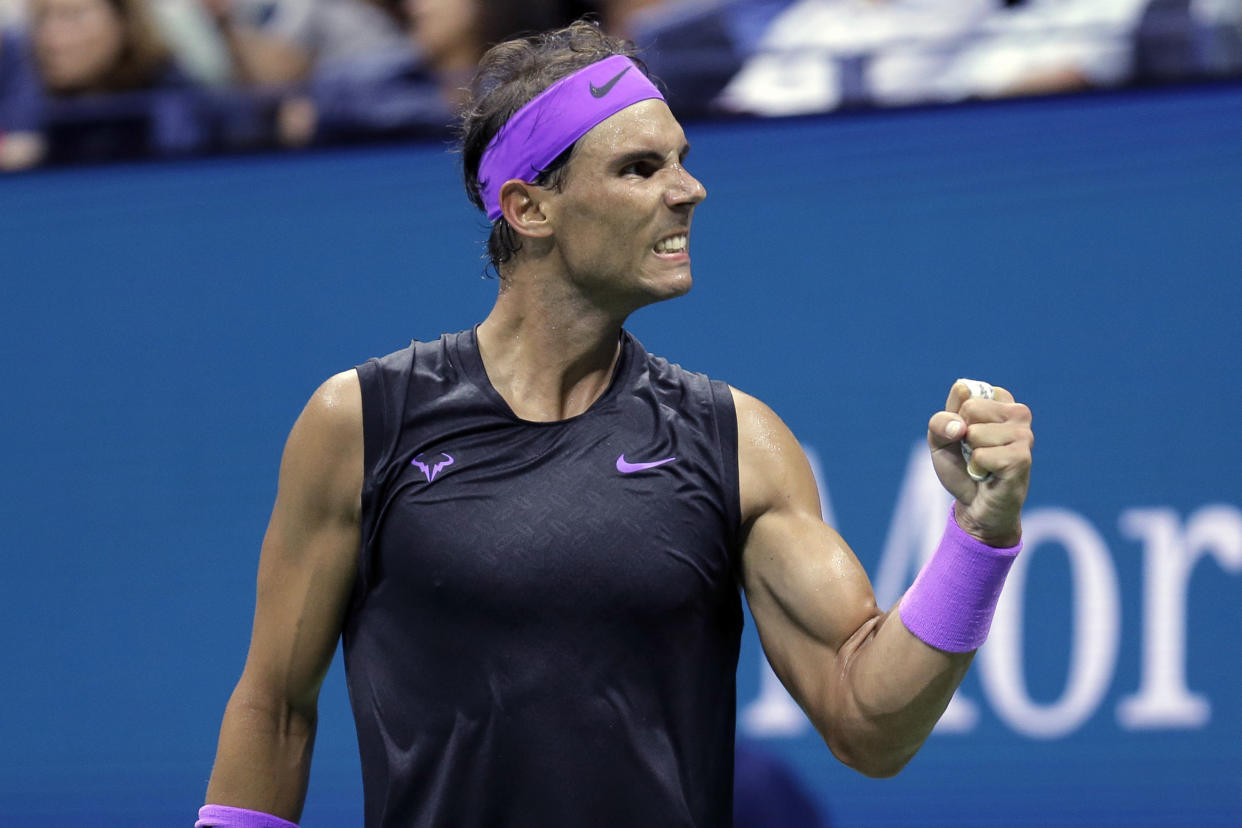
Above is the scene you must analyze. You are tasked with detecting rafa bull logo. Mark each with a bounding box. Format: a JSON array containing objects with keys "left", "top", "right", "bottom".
[{"left": 411, "top": 452, "right": 455, "bottom": 483}]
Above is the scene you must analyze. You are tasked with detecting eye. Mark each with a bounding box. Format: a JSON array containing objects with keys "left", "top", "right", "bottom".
[{"left": 621, "top": 160, "right": 658, "bottom": 178}]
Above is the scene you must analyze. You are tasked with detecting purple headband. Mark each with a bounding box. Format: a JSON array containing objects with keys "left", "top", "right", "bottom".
[{"left": 477, "top": 55, "right": 665, "bottom": 221}]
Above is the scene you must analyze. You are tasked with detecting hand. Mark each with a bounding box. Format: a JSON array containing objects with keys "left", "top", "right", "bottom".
[
  {"left": 927, "top": 380, "right": 1033, "bottom": 547},
  {"left": 277, "top": 95, "right": 318, "bottom": 147},
  {"left": 0, "top": 131, "right": 46, "bottom": 172}
]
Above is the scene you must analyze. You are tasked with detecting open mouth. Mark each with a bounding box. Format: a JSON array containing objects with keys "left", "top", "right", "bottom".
[{"left": 653, "top": 233, "right": 688, "bottom": 255}]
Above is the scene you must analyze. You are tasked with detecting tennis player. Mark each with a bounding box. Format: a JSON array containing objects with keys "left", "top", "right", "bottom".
[{"left": 199, "top": 20, "right": 1033, "bottom": 828}]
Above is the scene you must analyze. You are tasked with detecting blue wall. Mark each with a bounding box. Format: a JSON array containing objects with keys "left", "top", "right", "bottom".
[{"left": 2, "top": 83, "right": 1240, "bottom": 826}]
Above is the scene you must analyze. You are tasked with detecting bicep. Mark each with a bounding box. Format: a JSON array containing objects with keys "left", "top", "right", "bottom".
[
  {"left": 240, "top": 370, "right": 364, "bottom": 711},
  {"left": 733, "top": 388, "right": 881, "bottom": 723}
]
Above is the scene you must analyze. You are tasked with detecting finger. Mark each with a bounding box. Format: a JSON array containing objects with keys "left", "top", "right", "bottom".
[
  {"left": 928, "top": 410, "right": 966, "bottom": 450},
  {"left": 991, "top": 385, "right": 1015, "bottom": 404},
  {"left": 961, "top": 421, "right": 1022, "bottom": 449},
  {"left": 959, "top": 443, "right": 1032, "bottom": 482},
  {"left": 953, "top": 379, "right": 996, "bottom": 482},
  {"left": 959, "top": 397, "right": 1009, "bottom": 425},
  {"left": 945, "top": 380, "right": 974, "bottom": 413},
  {"left": 948, "top": 377, "right": 997, "bottom": 412},
  {"left": 960, "top": 401, "right": 1033, "bottom": 431},
  {"left": 961, "top": 421, "right": 1033, "bottom": 480}
]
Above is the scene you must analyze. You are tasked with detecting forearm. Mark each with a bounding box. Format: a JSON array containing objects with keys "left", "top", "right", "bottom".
[
  {"left": 830, "top": 609, "right": 973, "bottom": 777},
  {"left": 831, "top": 509, "right": 1019, "bottom": 776},
  {"left": 205, "top": 682, "right": 317, "bottom": 821}
]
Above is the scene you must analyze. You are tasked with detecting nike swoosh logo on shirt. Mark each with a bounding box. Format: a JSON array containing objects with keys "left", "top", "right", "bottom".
[
  {"left": 590, "top": 66, "right": 632, "bottom": 98},
  {"left": 616, "top": 454, "right": 676, "bottom": 473}
]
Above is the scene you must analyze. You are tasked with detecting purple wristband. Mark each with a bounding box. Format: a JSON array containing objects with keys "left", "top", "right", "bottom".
[
  {"left": 898, "top": 504, "right": 1022, "bottom": 653},
  {"left": 196, "top": 805, "right": 299, "bottom": 828}
]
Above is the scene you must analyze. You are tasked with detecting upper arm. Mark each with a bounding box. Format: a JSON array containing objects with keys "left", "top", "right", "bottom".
[
  {"left": 732, "top": 387, "right": 881, "bottom": 731},
  {"left": 240, "top": 369, "right": 364, "bottom": 713}
]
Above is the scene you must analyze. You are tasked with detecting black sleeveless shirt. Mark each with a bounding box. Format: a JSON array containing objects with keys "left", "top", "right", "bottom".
[{"left": 344, "top": 328, "right": 743, "bottom": 827}]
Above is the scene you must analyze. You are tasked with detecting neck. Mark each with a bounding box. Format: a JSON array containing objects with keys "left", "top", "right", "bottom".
[{"left": 475, "top": 274, "right": 628, "bottom": 422}]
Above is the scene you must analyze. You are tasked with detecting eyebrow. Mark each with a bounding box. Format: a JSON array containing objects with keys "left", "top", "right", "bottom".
[{"left": 613, "top": 144, "right": 692, "bottom": 168}]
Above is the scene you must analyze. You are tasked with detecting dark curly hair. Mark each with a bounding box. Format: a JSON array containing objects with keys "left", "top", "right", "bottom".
[{"left": 457, "top": 20, "right": 651, "bottom": 276}]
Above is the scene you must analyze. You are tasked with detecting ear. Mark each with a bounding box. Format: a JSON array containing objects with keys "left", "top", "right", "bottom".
[{"left": 499, "top": 180, "right": 554, "bottom": 239}]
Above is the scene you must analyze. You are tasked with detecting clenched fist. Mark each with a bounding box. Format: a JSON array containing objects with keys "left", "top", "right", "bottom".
[{"left": 927, "top": 380, "right": 1033, "bottom": 547}]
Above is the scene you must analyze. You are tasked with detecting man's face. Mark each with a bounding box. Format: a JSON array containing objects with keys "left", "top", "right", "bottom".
[
  {"left": 33, "top": 0, "right": 125, "bottom": 93},
  {"left": 541, "top": 99, "right": 707, "bottom": 313}
]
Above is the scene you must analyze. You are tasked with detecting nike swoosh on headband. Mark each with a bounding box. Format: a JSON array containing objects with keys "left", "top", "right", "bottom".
[
  {"left": 590, "top": 66, "right": 632, "bottom": 98},
  {"left": 616, "top": 454, "right": 676, "bottom": 473}
]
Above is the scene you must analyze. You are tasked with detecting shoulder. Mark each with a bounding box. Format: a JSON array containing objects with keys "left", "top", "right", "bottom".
[
  {"left": 0, "top": 30, "right": 41, "bottom": 106},
  {"left": 310, "top": 368, "right": 362, "bottom": 416},
  {"left": 292, "top": 369, "right": 363, "bottom": 465},
  {"left": 278, "top": 369, "right": 364, "bottom": 518},
  {"left": 729, "top": 385, "right": 776, "bottom": 424},
  {"left": 729, "top": 386, "right": 817, "bottom": 523},
  {"left": 730, "top": 386, "right": 798, "bottom": 460},
  {"left": 0, "top": 28, "right": 28, "bottom": 65},
  {"left": 627, "top": 332, "right": 726, "bottom": 400},
  {"left": 355, "top": 339, "right": 422, "bottom": 385}
]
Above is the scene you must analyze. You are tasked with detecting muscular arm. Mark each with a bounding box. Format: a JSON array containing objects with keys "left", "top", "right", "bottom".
[
  {"left": 204, "top": 370, "right": 363, "bottom": 819},
  {"left": 734, "top": 385, "right": 1029, "bottom": 777}
]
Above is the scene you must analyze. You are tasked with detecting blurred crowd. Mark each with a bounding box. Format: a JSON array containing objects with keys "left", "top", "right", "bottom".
[{"left": 2, "top": 0, "right": 1240, "bottom": 172}]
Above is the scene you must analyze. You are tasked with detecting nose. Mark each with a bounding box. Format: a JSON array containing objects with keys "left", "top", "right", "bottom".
[{"left": 665, "top": 163, "right": 707, "bottom": 209}]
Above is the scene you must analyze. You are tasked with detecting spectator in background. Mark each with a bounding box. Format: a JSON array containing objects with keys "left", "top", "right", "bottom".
[
  {"left": 404, "top": 0, "right": 589, "bottom": 110},
  {"left": 198, "top": 0, "right": 407, "bottom": 87},
  {"left": 715, "top": 0, "right": 1153, "bottom": 116},
  {"left": 1, "top": 25, "right": 46, "bottom": 169},
  {"left": 716, "top": 0, "right": 1242, "bottom": 117},
  {"left": 602, "top": 0, "right": 796, "bottom": 119},
  {"left": 276, "top": 0, "right": 578, "bottom": 146},
  {"left": 0, "top": 0, "right": 206, "bottom": 168},
  {"left": 147, "top": 0, "right": 235, "bottom": 88},
  {"left": 32, "top": 0, "right": 177, "bottom": 93},
  {"left": 584, "top": 0, "right": 666, "bottom": 38},
  {"left": 1133, "top": 0, "right": 1242, "bottom": 83}
]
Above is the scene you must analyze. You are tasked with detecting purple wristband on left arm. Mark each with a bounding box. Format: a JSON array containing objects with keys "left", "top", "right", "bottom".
[
  {"left": 196, "top": 805, "right": 299, "bottom": 828},
  {"left": 897, "top": 504, "right": 1022, "bottom": 653}
]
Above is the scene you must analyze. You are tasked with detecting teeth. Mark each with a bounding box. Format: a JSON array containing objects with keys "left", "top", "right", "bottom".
[{"left": 655, "top": 234, "right": 687, "bottom": 254}]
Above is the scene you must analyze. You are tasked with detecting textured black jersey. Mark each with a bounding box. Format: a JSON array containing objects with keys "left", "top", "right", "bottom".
[{"left": 344, "top": 327, "right": 742, "bottom": 827}]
